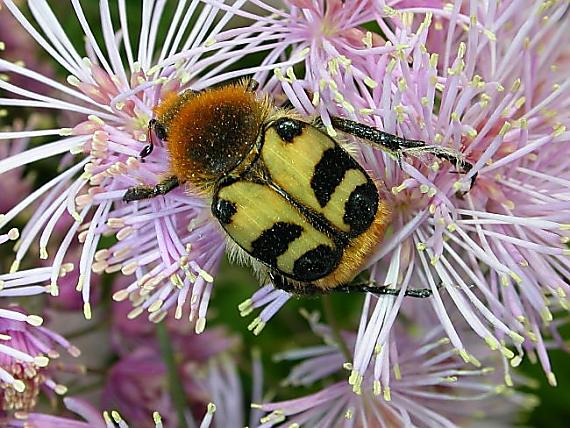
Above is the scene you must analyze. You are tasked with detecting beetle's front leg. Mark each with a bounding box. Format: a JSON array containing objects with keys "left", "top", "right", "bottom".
[{"left": 123, "top": 176, "right": 180, "bottom": 202}]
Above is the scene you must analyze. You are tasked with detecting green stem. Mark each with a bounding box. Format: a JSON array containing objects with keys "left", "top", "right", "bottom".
[
  {"left": 322, "top": 295, "right": 352, "bottom": 361},
  {"left": 156, "top": 322, "right": 196, "bottom": 428},
  {"left": 67, "top": 379, "right": 104, "bottom": 395},
  {"left": 65, "top": 317, "right": 111, "bottom": 339}
]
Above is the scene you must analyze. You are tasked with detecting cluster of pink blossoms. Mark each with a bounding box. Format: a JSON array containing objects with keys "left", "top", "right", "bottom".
[
  {"left": 0, "top": 0, "right": 569, "bottom": 426},
  {"left": 225, "top": 0, "right": 570, "bottom": 391}
]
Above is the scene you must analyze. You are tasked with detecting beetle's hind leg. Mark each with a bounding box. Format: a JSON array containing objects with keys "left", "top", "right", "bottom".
[
  {"left": 270, "top": 272, "right": 432, "bottom": 298},
  {"left": 269, "top": 272, "right": 323, "bottom": 296},
  {"left": 401, "top": 144, "right": 478, "bottom": 191},
  {"left": 330, "top": 116, "right": 476, "bottom": 191},
  {"left": 333, "top": 282, "right": 433, "bottom": 298},
  {"left": 123, "top": 176, "right": 180, "bottom": 202}
]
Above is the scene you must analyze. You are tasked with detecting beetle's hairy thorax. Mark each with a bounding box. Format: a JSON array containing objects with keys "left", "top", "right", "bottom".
[{"left": 155, "top": 84, "right": 271, "bottom": 192}]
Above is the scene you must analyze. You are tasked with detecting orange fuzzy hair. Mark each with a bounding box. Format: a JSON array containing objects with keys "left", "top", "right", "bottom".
[{"left": 153, "top": 82, "right": 271, "bottom": 193}]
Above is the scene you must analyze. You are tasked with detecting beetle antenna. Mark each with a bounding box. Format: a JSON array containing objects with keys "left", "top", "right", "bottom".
[{"left": 139, "top": 118, "right": 157, "bottom": 161}]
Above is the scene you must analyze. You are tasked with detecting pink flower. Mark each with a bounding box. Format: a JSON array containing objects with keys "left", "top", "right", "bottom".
[
  {"left": 256, "top": 316, "right": 535, "bottom": 427},
  {"left": 0, "top": 0, "right": 301, "bottom": 330},
  {"left": 221, "top": 0, "right": 570, "bottom": 385},
  {"left": 5, "top": 396, "right": 183, "bottom": 428},
  {"left": 0, "top": 1, "right": 568, "bottom": 424},
  {"left": 45, "top": 214, "right": 102, "bottom": 311},
  {"left": 0, "top": 119, "right": 34, "bottom": 217},
  {"left": 0, "top": 306, "right": 79, "bottom": 412},
  {"left": 0, "top": 3, "right": 54, "bottom": 96},
  {"left": 101, "top": 347, "right": 180, "bottom": 428},
  {"left": 5, "top": 398, "right": 220, "bottom": 428},
  {"left": 102, "top": 339, "right": 242, "bottom": 428},
  {"left": 109, "top": 275, "right": 237, "bottom": 355}
]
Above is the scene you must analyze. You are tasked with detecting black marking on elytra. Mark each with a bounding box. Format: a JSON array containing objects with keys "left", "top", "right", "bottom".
[
  {"left": 273, "top": 118, "right": 304, "bottom": 143},
  {"left": 343, "top": 181, "right": 379, "bottom": 234},
  {"left": 293, "top": 244, "right": 340, "bottom": 281},
  {"left": 268, "top": 182, "right": 349, "bottom": 247},
  {"left": 211, "top": 198, "right": 237, "bottom": 225},
  {"left": 251, "top": 222, "right": 303, "bottom": 267},
  {"left": 311, "top": 146, "right": 356, "bottom": 208}
]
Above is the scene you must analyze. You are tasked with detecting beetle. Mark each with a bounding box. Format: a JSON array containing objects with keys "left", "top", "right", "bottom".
[{"left": 123, "top": 79, "right": 475, "bottom": 298}]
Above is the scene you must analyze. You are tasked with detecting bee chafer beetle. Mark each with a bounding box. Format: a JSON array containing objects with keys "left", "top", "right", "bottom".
[{"left": 124, "top": 79, "right": 476, "bottom": 298}]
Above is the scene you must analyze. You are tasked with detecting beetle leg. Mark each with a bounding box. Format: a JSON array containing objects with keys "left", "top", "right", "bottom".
[
  {"left": 333, "top": 282, "right": 433, "bottom": 298},
  {"left": 401, "top": 145, "right": 478, "bottom": 193},
  {"left": 123, "top": 176, "right": 180, "bottom": 202},
  {"left": 139, "top": 119, "right": 157, "bottom": 161},
  {"left": 270, "top": 272, "right": 433, "bottom": 298},
  {"left": 330, "top": 116, "right": 476, "bottom": 191},
  {"left": 269, "top": 272, "right": 323, "bottom": 296}
]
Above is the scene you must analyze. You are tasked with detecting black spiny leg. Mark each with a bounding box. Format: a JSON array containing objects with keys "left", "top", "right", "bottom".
[
  {"left": 270, "top": 272, "right": 322, "bottom": 296},
  {"left": 330, "top": 116, "right": 477, "bottom": 191},
  {"left": 333, "top": 282, "right": 433, "bottom": 298},
  {"left": 270, "top": 272, "right": 432, "bottom": 298},
  {"left": 330, "top": 116, "right": 425, "bottom": 153},
  {"left": 123, "top": 176, "right": 180, "bottom": 202}
]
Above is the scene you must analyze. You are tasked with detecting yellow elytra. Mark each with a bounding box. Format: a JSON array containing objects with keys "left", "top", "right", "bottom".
[{"left": 213, "top": 120, "right": 391, "bottom": 289}]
